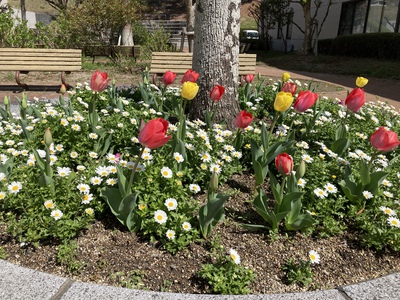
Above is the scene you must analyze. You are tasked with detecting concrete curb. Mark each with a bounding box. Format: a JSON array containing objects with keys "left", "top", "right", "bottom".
[{"left": 1, "top": 259, "right": 399, "bottom": 300}]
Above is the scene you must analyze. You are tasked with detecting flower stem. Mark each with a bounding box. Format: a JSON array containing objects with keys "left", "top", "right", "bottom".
[{"left": 127, "top": 147, "right": 145, "bottom": 193}]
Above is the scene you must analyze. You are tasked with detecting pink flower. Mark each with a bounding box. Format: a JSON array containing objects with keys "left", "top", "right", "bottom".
[
  {"left": 244, "top": 74, "right": 254, "bottom": 84},
  {"left": 293, "top": 90, "right": 319, "bottom": 113},
  {"left": 90, "top": 71, "right": 110, "bottom": 92},
  {"left": 181, "top": 69, "right": 199, "bottom": 83},
  {"left": 138, "top": 118, "right": 172, "bottom": 149},
  {"left": 275, "top": 153, "right": 294, "bottom": 176},
  {"left": 162, "top": 70, "right": 177, "bottom": 85},
  {"left": 281, "top": 82, "right": 297, "bottom": 95},
  {"left": 370, "top": 127, "right": 400, "bottom": 152},
  {"left": 234, "top": 110, "right": 253, "bottom": 129},
  {"left": 344, "top": 87, "right": 365, "bottom": 112},
  {"left": 210, "top": 85, "right": 225, "bottom": 102}
]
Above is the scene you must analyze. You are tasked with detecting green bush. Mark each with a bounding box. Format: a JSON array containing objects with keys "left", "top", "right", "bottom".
[{"left": 328, "top": 33, "right": 400, "bottom": 59}]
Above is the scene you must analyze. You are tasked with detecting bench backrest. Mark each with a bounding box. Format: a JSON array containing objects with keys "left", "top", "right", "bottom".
[
  {"left": 0, "top": 48, "right": 82, "bottom": 72},
  {"left": 150, "top": 52, "right": 256, "bottom": 76}
]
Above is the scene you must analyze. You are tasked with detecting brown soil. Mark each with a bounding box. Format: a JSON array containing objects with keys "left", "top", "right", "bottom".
[{"left": 1, "top": 171, "right": 400, "bottom": 294}]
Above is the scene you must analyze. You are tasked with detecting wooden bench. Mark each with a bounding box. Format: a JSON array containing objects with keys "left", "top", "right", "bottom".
[
  {"left": 0, "top": 48, "right": 82, "bottom": 90},
  {"left": 150, "top": 52, "right": 257, "bottom": 82}
]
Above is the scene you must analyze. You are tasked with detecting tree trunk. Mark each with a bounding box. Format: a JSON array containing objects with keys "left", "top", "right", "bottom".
[
  {"left": 186, "top": 0, "right": 195, "bottom": 52},
  {"left": 121, "top": 23, "right": 134, "bottom": 46},
  {"left": 300, "top": 0, "right": 312, "bottom": 54},
  {"left": 190, "top": 0, "right": 241, "bottom": 129},
  {"left": 20, "top": 0, "right": 26, "bottom": 22}
]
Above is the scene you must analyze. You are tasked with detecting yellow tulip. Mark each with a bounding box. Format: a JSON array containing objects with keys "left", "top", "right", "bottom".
[
  {"left": 181, "top": 81, "right": 199, "bottom": 100},
  {"left": 282, "top": 72, "right": 291, "bottom": 83},
  {"left": 356, "top": 76, "right": 368, "bottom": 88},
  {"left": 274, "top": 91, "right": 294, "bottom": 112}
]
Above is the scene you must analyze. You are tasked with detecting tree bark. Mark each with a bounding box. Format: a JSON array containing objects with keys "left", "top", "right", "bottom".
[
  {"left": 121, "top": 23, "right": 134, "bottom": 46},
  {"left": 300, "top": 0, "right": 312, "bottom": 54},
  {"left": 20, "top": 0, "right": 26, "bottom": 22},
  {"left": 190, "top": 0, "right": 241, "bottom": 129},
  {"left": 186, "top": 0, "right": 195, "bottom": 52}
]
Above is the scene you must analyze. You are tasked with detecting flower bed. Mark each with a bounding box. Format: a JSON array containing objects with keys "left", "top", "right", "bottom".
[{"left": 0, "top": 70, "right": 399, "bottom": 294}]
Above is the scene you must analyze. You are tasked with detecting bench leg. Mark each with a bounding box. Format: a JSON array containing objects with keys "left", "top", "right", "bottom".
[
  {"left": 15, "top": 71, "right": 29, "bottom": 90},
  {"left": 61, "top": 71, "right": 72, "bottom": 89}
]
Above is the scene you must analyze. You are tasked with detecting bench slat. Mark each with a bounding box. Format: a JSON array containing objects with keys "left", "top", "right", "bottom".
[
  {"left": 150, "top": 52, "right": 256, "bottom": 76},
  {"left": 0, "top": 66, "right": 82, "bottom": 71}
]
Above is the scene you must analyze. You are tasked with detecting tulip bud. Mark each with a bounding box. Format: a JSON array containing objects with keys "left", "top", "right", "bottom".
[
  {"left": 210, "top": 171, "right": 219, "bottom": 190},
  {"left": 282, "top": 72, "right": 290, "bottom": 83},
  {"left": 60, "top": 84, "right": 67, "bottom": 95},
  {"left": 295, "top": 160, "right": 306, "bottom": 179},
  {"left": 356, "top": 77, "right": 368, "bottom": 88},
  {"left": 44, "top": 128, "right": 53, "bottom": 147},
  {"left": 21, "top": 97, "right": 27, "bottom": 109},
  {"left": 3, "top": 96, "right": 9, "bottom": 106}
]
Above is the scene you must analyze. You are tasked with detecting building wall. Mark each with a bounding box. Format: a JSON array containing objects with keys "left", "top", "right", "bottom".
[{"left": 271, "top": 0, "right": 346, "bottom": 52}]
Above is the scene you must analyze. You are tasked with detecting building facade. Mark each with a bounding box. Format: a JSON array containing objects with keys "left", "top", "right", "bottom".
[{"left": 270, "top": 0, "right": 400, "bottom": 52}]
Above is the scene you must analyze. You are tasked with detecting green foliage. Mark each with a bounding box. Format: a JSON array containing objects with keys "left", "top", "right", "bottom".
[
  {"left": 197, "top": 237, "right": 256, "bottom": 294},
  {"left": 281, "top": 258, "right": 313, "bottom": 287},
  {"left": 0, "top": 5, "right": 52, "bottom": 47},
  {"left": 109, "top": 270, "right": 145, "bottom": 289},
  {"left": 57, "top": 240, "right": 84, "bottom": 273},
  {"left": 0, "top": 246, "right": 7, "bottom": 259}
]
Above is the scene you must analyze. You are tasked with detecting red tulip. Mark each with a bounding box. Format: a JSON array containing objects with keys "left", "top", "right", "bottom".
[
  {"left": 293, "top": 90, "right": 319, "bottom": 113},
  {"left": 344, "top": 87, "right": 365, "bottom": 113},
  {"left": 281, "top": 82, "right": 297, "bottom": 95},
  {"left": 234, "top": 110, "right": 253, "bottom": 129},
  {"left": 275, "top": 153, "right": 294, "bottom": 176},
  {"left": 90, "top": 71, "right": 110, "bottom": 93},
  {"left": 244, "top": 74, "right": 254, "bottom": 84},
  {"left": 181, "top": 69, "right": 200, "bottom": 83},
  {"left": 210, "top": 85, "right": 225, "bottom": 102},
  {"left": 162, "top": 70, "right": 177, "bottom": 85},
  {"left": 370, "top": 127, "right": 400, "bottom": 152},
  {"left": 138, "top": 118, "right": 172, "bottom": 149}
]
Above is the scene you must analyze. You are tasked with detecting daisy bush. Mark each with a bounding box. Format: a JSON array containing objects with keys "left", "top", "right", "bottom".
[{"left": 0, "top": 68, "right": 400, "bottom": 260}]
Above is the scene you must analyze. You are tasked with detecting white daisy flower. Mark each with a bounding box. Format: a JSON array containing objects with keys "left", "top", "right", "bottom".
[
  {"left": 383, "top": 191, "right": 393, "bottom": 198},
  {"left": 297, "top": 178, "right": 307, "bottom": 188},
  {"left": 314, "top": 188, "right": 328, "bottom": 199},
  {"left": 57, "top": 167, "right": 72, "bottom": 177},
  {"left": 106, "top": 178, "right": 118, "bottom": 186},
  {"left": 229, "top": 249, "right": 241, "bottom": 265},
  {"left": 387, "top": 217, "right": 400, "bottom": 228},
  {"left": 309, "top": 250, "right": 320, "bottom": 264},
  {"left": 160, "top": 167, "right": 173, "bottom": 178},
  {"left": 154, "top": 210, "right": 168, "bottom": 224},
  {"left": 81, "top": 193, "right": 94, "bottom": 204},
  {"left": 85, "top": 208, "right": 94, "bottom": 215},
  {"left": 382, "top": 179, "right": 392, "bottom": 187},
  {"left": 89, "top": 152, "right": 98, "bottom": 159},
  {"left": 166, "top": 229, "right": 176, "bottom": 240},
  {"left": 70, "top": 151, "right": 78, "bottom": 158},
  {"left": 8, "top": 181, "right": 22, "bottom": 194},
  {"left": 362, "top": 191, "right": 373, "bottom": 199},
  {"left": 189, "top": 184, "right": 201, "bottom": 194},
  {"left": 200, "top": 152, "right": 212, "bottom": 162},
  {"left": 95, "top": 166, "right": 110, "bottom": 177},
  {"left": 210, "top": 164, "right": 221, "bottom": 174},
  {"left": 324, "top": 183, "right": 337, "bottom": 194},
  {"left": 44, "top": 200, "right": 55, "bottom": 209},
  {"left": 182, "top": 221, "right": 192, "bottom": 231},
  {"left": 91, "top": 176, "right": 102, "bottom": 185},
  {"left": 51, "top": 209, "right": 63, "bottom": 220},
  {"left": 77, "top": 183, "right": 90, "bottom": 194},
  {"left": 173, "top": 152, "right": 184, "bottom": 163},
  {"left": 301, "top": 154, "right": 314, "bottom": 163},
  {"left": 164, "top": 198, "right": 178, "bottom": 211},
  {"left": 379, "top": 206, "right": 397, "bottom": 216}
]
